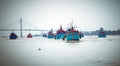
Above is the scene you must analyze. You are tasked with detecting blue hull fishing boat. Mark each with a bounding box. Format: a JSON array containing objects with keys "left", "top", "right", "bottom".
[
  {"left": 48, "top": 34, "right": 54, "bottom": 38},
  {"left": 9, "top": 32, "right": 18, "bottom": 39},
  {"left": 98, "top": 27, "right": 106, "bottom": 38},
  {"left": 66, "top": 32, "right": 80, "bottom": 41},
  {"left": 55, "top": 25, "right": 65, "bottom": 39},
  {"left": 62, "top": 22, "right": 82, "bottom": 42},
  {"left": 80, "top": 32, "right": 84, "bottom": 38},
  {"left": 98, "top": 32, "right": 106, "bottom": 37},
  {"left": 55, "top": 33, "right": 65, "bottom": 39},
  {"left": 48, "top": 29, "right": 54, "bottom": 38},
  {"left": 42, "top": 33, "right": 47, "bottom": 37}
]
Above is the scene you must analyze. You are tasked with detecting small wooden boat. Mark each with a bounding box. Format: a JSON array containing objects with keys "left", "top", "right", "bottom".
[
  {"left": 42, "top": 33, "right": 47, "bottom": 37},
  {"left": 9, "top": 32, "right": 18, "bottom": 39},
  {"left": 27, "top": 33, "right": 32, "bottom": 38}
]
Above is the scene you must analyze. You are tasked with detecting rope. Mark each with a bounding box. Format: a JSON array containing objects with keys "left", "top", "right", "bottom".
[{"left": 22, "top": 19, "right": 40, "bottom": 29}]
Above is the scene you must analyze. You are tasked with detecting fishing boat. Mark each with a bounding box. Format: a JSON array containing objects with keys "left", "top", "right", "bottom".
[
  {"left": 55, "top": 25, "right": 65, "bottom": 39},
  {"left": 48, "top": 29, "right": 54, "bottom": 38},
  {"left": 9, "top": 32, "right": 18, "bottom": 39},
  {"left": 65, "top": 27, "right": 81, "bottom": 41},
  {"left": 98, "top": 28, "right": 106, "bottom": 37},
  {"left": 27, "top": 33, "right": 32, "bottom": 38},
  {"left": 79, "top": 32, "right": 84, "bottom": 38},
  {"left": 42, "top": 33, "right": 47, "bottom": 37},
  {"left": 62, "top": 22, "right": 82, "bottom": 42}
]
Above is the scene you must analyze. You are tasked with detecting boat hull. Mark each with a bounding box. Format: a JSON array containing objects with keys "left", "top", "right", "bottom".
[
  {"left": 9, "top": 35, "right": 17, "bottom": 39},
  {"left": 98, "top": 32, "right": 106, "bottom": 38},
  {"left": 9, "top": 33, "right": 18, "bottom": 39},
  {"left": 43, "top": 34, "right": 47, "bottom": 37},
  {"left": 48, "top": 35, "right": 54, "bottom": 38},
  {"left": 66, "top": 32, "right": 80, "bottom": 41},
  {"left": 55, "top": 33, "right": 65, "bottom": 39},
  {"left": 98, "top": 34, "right": 106, "bottom": 37}
]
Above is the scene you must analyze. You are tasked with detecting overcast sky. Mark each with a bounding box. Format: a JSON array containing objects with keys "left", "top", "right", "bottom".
[{"left": 0, "top": 0, "right": 120, "bottom": 31}]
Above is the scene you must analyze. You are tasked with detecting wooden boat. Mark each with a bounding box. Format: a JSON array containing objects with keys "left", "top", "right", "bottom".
[
  {"left": 9, "top": 32, "right": 18, "bottom": 39},
  {"left": 42, "top": 33, "right": 47, "bottom": 37},
  {"left": 27, "top": 33, "right": 32, "bottom": 38}
]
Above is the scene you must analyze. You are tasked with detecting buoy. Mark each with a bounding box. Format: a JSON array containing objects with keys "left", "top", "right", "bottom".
[{"left": 38, "top": 48, "right": 41, "bottom": 50}]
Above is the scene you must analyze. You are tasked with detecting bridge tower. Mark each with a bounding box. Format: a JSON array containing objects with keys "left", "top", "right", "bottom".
[{"left": 20, "top": 18, "right": 22, "bottom": 37}]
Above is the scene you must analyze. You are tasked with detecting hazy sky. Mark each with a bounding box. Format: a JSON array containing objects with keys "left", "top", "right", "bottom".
[{"left": 0, "top": 0, "right": 120, "bottom": 31}]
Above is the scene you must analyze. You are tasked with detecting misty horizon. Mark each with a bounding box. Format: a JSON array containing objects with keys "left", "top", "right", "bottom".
[{"left": 0, "top": 0, "right": 120, "bottom": 31}]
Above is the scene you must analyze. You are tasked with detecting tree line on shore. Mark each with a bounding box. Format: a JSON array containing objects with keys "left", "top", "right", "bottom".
[{"left": 83, "top": 29, "right": 120, "bottom": 35}]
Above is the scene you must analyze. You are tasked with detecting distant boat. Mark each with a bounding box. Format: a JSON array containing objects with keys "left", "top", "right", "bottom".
[
  {"left": 79, "top": 32, "right": 84, "bottom": 38},
  {"left": 9, "top": 32, "right": 18, "bottom": 39},
  {"left": 27, "top": 33, "right": 32, "bottom": 38},
  {"left": 48, "top": 29, "right": 54, "bottom": 38},
  {"left": 55, "top": 25, "right": 65, "bottom": 39},
  {"left": 98, "top": 28, "right": 106, "bottom": 37},
  {"left": 42, "top": 33, "right": 47, "bottom": 37}
]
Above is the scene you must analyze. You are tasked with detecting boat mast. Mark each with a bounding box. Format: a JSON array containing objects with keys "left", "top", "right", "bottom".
[{"left": 70, "top": 19, "right": 73, "bottom": 29}]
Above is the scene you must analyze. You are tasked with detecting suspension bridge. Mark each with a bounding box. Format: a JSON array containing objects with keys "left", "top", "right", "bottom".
[{"left": 0, "top": 18, "right": 49, "bottom": 37}]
